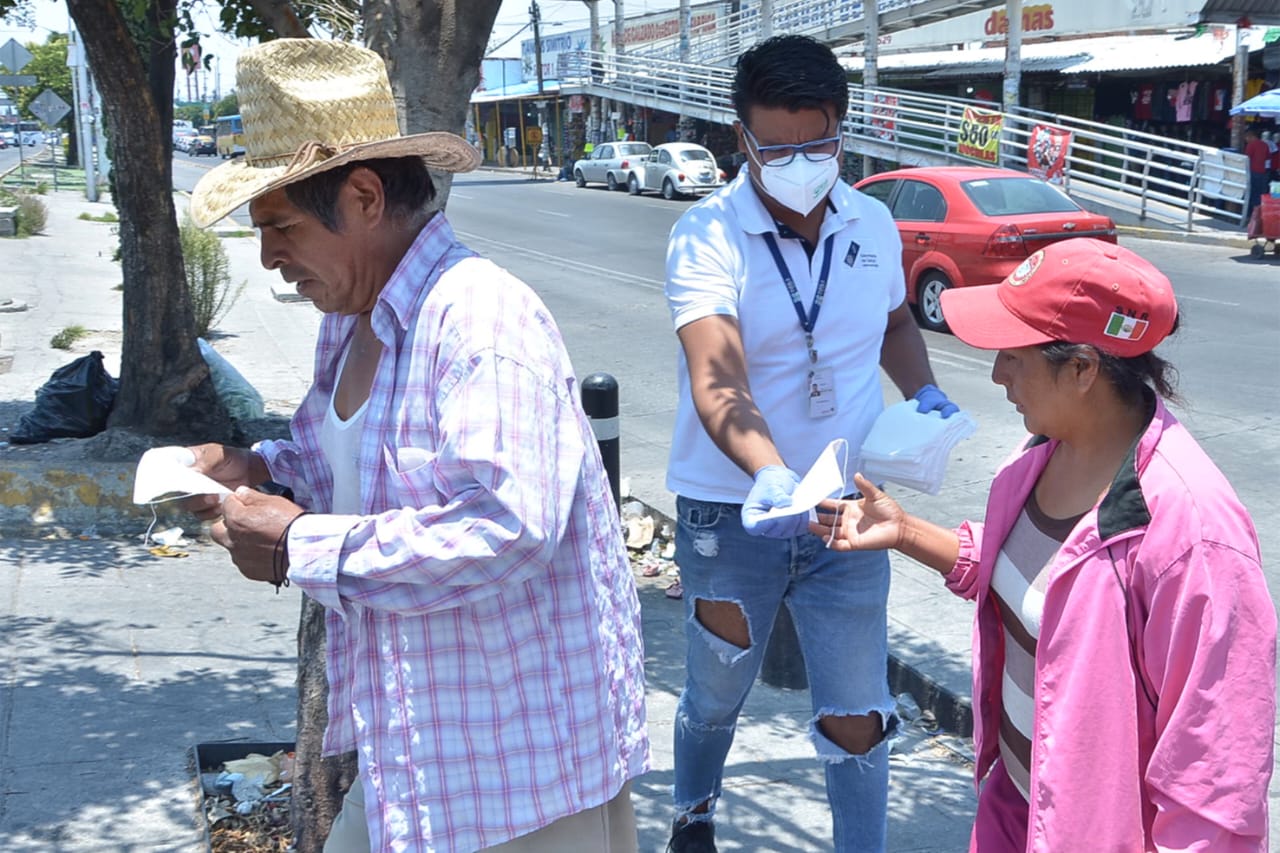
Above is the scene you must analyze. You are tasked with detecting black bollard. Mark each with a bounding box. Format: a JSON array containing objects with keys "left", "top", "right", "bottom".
[
  {"left": 580, "top": 372, "right": 620, "bottom": 512},
  {"left": 760, "top": 603, "right": 808, "bottom": 690}
]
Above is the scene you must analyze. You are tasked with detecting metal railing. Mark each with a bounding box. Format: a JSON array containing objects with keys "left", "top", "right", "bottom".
[
  {"left": 634, "top": 0, "right": 866, "bottom": 65},
  {"left": 561, "top": 51, "right": 1249, "bottom": 230}
]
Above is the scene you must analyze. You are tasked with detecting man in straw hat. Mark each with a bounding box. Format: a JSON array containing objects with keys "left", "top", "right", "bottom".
[{"left": 179, "top": 39, "right": 649, "bottom": 852}]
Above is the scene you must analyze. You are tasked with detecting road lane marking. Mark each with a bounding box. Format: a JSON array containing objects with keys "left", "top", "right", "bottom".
[
  {"left": 536, "top": 209, "right": 570, "bottom": 217},
  {"left": 927, "top": 352, "right": 989, "bottom": 372},
  {"left": 1177, "top": 294, "right": 1240, "bottom": 307},
  {"left": 455, "top": 230, "right": 665, "bottom": 291}
]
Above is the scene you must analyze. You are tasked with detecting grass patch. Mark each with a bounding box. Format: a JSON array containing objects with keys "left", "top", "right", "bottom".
[
  {"left": 220, "top": 229, "right": 255, "bottom": 238},
  {"left": 78, "top": 210, "right": 119, "bottom": 223},
  {"left": 50, "top": 324, "right": 89, "bottom": 350},
  {"left": 14, "top": 193, "right": 48, "bottom": 236}
]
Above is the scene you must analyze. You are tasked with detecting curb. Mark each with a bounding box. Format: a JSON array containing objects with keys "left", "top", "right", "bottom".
[
  {"left": 0, "top": 458, "right": 185, "bottom": 538},
  {"left": 1114, "top": 223, "right": 1250, "bottom": 249}
]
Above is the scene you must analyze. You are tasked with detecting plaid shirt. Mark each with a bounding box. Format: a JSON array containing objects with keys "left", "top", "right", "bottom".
[{"left": 256, "top": 214, "right": 649, "bottom": 853}]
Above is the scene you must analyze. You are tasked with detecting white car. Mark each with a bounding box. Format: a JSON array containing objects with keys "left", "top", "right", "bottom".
[
  {"left": 626, "top": 142, "right": 726, "bottom": 200},
  {"left": 573, "top": 141, "right": 653, "bottom": 191}
]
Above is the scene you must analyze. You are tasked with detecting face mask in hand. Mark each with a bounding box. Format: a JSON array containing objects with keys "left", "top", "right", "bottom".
[{"left": 749, "top": 149, "right": 841, "bottom": 216}]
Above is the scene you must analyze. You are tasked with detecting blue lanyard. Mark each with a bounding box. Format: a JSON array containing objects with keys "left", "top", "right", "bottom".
[{"left": 762, "top": 231, "right": 836, "bottom": 363}]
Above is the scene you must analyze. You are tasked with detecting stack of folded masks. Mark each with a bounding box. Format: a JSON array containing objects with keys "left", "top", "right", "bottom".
[{"left": 859, "top": 401, "right": 977, "bottom": 495}]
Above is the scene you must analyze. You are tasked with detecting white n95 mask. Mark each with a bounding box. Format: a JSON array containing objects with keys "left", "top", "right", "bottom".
[{"left": 752, "top": 153, "right": 840, "bottom": 216}]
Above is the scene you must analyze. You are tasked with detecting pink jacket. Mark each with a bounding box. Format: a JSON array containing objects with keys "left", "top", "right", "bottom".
[{"left": 946, "top": 398, "right": 1275, "bottom": 851}]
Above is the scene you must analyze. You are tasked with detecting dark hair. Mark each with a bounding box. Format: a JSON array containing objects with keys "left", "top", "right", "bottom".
[
  {"left": 1040, "top": 315, "right": 1182, "bottom": 405},
  {"left": 732, "top": 35, "right": 849, "bottom": 126},
  {"left": 284, "top": 156, "right": 436, "bottom": 232}
]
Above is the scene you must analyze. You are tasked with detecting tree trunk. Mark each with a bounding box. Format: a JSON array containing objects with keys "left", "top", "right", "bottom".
[
  {"left": 364, "top": 0, "right": 503, "bottom": 205},
  {"left": 65, "top": 0, "right": 230, "bottom": 442},
  {"left": 246, "top": 0, "right": 311, "bottom": 39},
  {"left": 292, "top": 595, "right": 358, "bottom": 852}
]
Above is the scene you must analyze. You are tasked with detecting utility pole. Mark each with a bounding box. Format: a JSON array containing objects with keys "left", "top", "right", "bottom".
[
  {"left": 863, "top": 0, "right": 879, "bottom": 180},
  {"left": 1231, "top": 21, "right": 1248, "bottom": 151},
  {"left": 613, "top": 0, "right": 625, "bottom": 55},
  {"left": 530, "top": 0, "right": 544, "bottom": 93},
  {"left": 1003, "top": 0, "right": 1023, "bottom": 113},
  {"left": 760, "top": 0, "right": 774, "bottom": 41},
  {"left": 67, "top": 26, "right": 98, "bottom": 201}
]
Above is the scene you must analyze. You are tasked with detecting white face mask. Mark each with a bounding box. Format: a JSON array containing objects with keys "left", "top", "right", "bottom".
[{"left": 748, "top": 147, "right": 841, "bottom": 216}]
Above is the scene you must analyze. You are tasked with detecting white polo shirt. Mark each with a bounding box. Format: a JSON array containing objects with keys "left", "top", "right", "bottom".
[{"left": 665, "top": 170, "right": 905, "bottom": 504}]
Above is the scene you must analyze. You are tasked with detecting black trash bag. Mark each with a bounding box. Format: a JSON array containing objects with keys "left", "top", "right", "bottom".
[{"left": 10, "top": 350, "right": 119, "bottom": 444}]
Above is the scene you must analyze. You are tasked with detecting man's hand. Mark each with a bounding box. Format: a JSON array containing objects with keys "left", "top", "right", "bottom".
[
  {"left": 179, "top": 444, "right": 269, "bottom": 521},
  {"left": 209, "top": 487, "right": 306, "bottom": 584},
  {"left": 741, "top": 465, "right": 809, "bottom": 539},
  {"left": 912, "top": 383, "right": 959, "bottom": 419}
]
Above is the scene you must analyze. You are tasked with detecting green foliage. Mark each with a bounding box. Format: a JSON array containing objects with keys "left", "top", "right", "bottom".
[
  {"left": 212, "top": 92, "right": 239, "bottom": 119},
  {"left": 14, "top": 193, "right": 47, "bottom": 236},
  {"left": 2, "top": 35, "right": 74, "bottom": 131},
  {"left": 174, "top": 102, "right": 208, "bottom": 125},
  {"left": 180, "top": 216, "right": 245, "bottom": 337},
  {"left": 78, "top": 211, "right": 119, "bottom": 222},
  {"left": 50, "top": 324, "right": 88, "bottom": 350}
]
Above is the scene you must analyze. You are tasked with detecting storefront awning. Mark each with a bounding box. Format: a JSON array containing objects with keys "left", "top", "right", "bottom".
[
  {"left": 1197, "top": 0, "right": 1280, "bottom": 27},
  {"left": 471, "top": 80, "right": 564, "bottom": 104},
  {"left": 842, "top": 32, "right": 1262, "bottom": 78}
]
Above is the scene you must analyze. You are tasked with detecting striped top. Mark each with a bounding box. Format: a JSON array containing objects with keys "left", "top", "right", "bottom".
[
  {"left": 257, "top": 214, "right": 650, "bottom": 852},
  {"left": 989, "top": 493, "right": 1083, "bottom": 800}
]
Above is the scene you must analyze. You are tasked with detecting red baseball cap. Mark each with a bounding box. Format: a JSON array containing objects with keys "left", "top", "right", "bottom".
[{"left": 939, "top": 238, "right": 1178, "bottom": 357}]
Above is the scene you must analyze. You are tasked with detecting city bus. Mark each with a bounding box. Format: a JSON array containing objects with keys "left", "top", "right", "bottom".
[{"left": 215, "top": 114, "right": 245, "bottom": 158}]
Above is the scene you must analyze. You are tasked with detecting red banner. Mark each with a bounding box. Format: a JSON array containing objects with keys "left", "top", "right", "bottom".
[{"left": 1027, "top": 124, "right": 1072, "bottom": 182}]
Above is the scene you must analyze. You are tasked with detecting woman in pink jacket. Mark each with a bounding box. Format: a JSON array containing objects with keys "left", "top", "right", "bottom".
[{"left": 816, "top": 238, "right": 1275, "bottom": 851}]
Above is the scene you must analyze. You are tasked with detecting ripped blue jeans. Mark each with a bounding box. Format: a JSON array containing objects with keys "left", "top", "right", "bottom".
[{"left": 672, "top": 496, "right": 894, "bottom": 853}]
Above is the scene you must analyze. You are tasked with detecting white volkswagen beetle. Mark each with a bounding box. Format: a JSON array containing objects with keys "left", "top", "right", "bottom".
[{"left": 626, "top": 142, "right": 726, "bottom": 200}]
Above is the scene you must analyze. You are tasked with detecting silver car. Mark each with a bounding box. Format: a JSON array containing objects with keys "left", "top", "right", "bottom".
[
  {"left": 626, "top": 142, "right": 726, "bottom": 200},
  {"left": 573, "top": 142, "right": 654, "bottom": 191}
]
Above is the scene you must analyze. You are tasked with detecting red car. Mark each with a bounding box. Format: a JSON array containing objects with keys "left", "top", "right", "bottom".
[{"left": 855, "top": 166, "right": 1117, "bottom": 332}]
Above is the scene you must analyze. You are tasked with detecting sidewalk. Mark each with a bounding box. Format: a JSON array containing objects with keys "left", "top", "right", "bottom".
[{"left": 0, "top": 186, "right": 1244, "bottom": 851}]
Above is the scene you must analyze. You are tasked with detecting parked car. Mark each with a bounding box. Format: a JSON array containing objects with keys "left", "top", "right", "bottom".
[
  {"left": 573, "top": 141, "right": 653, "bottom": 191},
  {"left": 173, "top": 130, "right": 198, "bottom": 152},
  {"left": 188, "top": 134, "right": 217, "bottom": 156},
  {"left": 19, "top": 130, "right": 42, "bottom": 146},
  {"left": 626, "top": 142, "right": 726, "bottom": 200},
  {"left": 854, "top": 166, "right": 1117, "bottom": 332}
]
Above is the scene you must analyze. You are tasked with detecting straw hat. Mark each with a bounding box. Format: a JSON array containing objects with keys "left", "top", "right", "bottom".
[{"left": 190, "top": 39, "right": 480, "bottom": 227}]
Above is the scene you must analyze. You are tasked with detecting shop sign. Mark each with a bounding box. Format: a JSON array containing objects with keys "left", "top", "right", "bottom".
[
  {"left": 1027, "top": 124, "right": 1072, "bottom": 183},
  {"left": 568, "top": 95, "right": 584, "bottom": 114},
  {"left": 871, "top": 93, "right": 898, "bottom": 142},
  {"left": 958, "top": 107, "right": 1003, "bottom": 164}
]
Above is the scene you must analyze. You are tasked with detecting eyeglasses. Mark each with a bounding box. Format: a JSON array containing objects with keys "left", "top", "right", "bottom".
[{"left": 741, "top": 125, "right": 843, "bottom": 167}]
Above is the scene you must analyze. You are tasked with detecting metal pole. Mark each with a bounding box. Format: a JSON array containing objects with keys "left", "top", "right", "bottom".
[
  {"left": 612, "top": 0, "right": 625, "bottom": 56},
  {"left": 580, "top": 372, "right": 620, "bottom": 512},
  {"left": 1002, "top": 0, "right": 1023, "bottom": 113},
  {"left": 759, "top": 0, "right": 774, "bottom": 41},
  {"left": 862, "top": 0, "right": 880, "bottom": 181}
]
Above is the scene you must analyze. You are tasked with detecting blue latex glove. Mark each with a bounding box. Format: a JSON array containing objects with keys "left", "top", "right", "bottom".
[
  {"left": 913, "top": 383, "right": 959, "bottom": 419},
  {"left": 741, "top": 465, "right": 809, "bottom": 539}
]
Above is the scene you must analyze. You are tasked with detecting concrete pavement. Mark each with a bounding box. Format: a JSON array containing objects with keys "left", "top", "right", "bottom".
[{"left": 0, "top": 184, "right": 1255, "bottom": 851}]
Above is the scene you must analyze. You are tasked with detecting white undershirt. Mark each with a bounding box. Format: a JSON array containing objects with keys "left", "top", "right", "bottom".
[{"left": 319, "top": 341, "right": 369, "bottom": 514}]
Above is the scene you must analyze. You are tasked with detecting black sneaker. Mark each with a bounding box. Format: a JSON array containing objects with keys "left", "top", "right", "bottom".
[{"left": 666, "top": 818, "right": 717, "bottom": 853}]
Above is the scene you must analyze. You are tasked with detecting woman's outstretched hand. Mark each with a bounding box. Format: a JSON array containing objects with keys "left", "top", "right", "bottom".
[{"left": 810, "top": 472, "right": 905, "bottom": 552}]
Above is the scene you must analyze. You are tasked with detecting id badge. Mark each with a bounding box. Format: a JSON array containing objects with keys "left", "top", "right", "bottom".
[{"left": 807, "top": 365, "right": 837, "bottom": 418}]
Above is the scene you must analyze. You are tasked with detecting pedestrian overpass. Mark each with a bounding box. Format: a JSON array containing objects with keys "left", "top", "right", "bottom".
[{"left": 552, "top": 0, "right": 1250, "bottom": 232}]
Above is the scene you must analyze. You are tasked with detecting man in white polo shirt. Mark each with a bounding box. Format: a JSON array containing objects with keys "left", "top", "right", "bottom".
[{"left": 663, "top": 35, "right": 958, "bottom": 853}]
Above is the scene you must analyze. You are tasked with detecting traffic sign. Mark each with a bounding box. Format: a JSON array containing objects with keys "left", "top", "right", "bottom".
[
  {"left": 0, "top": 38, "right": 33, "bottom": 74},
  {"left": 0, "top": 75, "right": 36, "bottom": 87},
  {"left": 30, "top": 89, "right": 72, "bottom": 126}
]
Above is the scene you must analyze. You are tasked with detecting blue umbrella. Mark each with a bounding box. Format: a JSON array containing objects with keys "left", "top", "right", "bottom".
[{"left": 1230, "top": 88, "right": 1280, "bottom": 117}]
